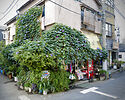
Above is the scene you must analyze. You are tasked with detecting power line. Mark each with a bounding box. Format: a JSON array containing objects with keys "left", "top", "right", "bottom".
[
  {"left": 0, "top": 0, "right": 15, "bottom": 14},
  {"left": 0, "top": 0, "right": 19, "bottom": 21},
  {"left": 48, "top": 0, "right": 81, "bottom": 15}
]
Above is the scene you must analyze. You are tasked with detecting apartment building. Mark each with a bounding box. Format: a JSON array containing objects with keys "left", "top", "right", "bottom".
[
  {"left": 4, "top": 0, "right": 118, "bottom": 65},
  {"left": 4, "top": 0, "right": 102, "bottom": 49},
  {"left": 105, "top": 0, "right": 118, "bottom": 65},
  {"left": 114, "top": 0, "right": 125, "bottom": 61}
]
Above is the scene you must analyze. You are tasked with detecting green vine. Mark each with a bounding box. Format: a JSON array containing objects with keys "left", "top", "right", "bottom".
[{"left": 15, "top": 7, "right": 42, "bottom": 41}]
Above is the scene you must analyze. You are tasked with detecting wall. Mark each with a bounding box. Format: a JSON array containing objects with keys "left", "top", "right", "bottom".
[
  {"left": 19, "top": 0, "right": 40, "bottom": 14},
  {"left": 119, "top": 52, "right": 125, "bottom": 61},
  {"left": 81, "top": 0, "right": 100, "bottom": 12},
  {"left": 45, "top": 0, "right": 56, "bottom": 26}
]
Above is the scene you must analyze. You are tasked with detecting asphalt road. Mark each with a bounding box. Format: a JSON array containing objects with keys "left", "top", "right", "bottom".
[{"left": 0, "top": 71, "right": 125, "bottom": 100}]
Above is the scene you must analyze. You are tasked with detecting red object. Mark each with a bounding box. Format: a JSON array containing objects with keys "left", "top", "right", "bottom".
[{"left": 87, "top": 60, "right": 94, "bottom": 79}]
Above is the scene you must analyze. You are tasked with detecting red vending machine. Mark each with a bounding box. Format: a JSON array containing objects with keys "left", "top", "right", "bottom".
[{"left": 87, "top": 59, "right": 94, "bottom": 79}]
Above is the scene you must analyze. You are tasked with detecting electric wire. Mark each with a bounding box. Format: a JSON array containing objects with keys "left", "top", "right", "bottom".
[
  {"left": 0, "top": 0, "right": 19, "bottom": 21},
  {"left": 0, "top": 0, "right": 15, "bottom": 14},
  {"left": 48, "top": 0, "right": 81, "bottom": 15}
]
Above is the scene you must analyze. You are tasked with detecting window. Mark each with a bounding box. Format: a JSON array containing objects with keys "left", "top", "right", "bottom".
[
  {"left": 81, "top": 8, "right": 84, "bottom": 24},
  {"left": 3, "top": 34, "right": 5, "bottom": 39},
  {"left": 119, "top": 55, "right": 122, "bottom": 58},
  {"left": 12, "top": 35, "right": 15, "bottom": 40},
  {"left": 42, "top": 5, "right": 45, "bottom": 17},
  {"left": 105, "top": 23, "right": 112, "bottom": 36}
]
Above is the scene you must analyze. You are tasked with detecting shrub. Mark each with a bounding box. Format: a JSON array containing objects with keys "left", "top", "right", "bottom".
[
  {"left": 15, "top": 6, "right": 42, "bottom": 41},
  {"left": 49, "top": 70, "right": 70, "bottom": 92},
  {"left": 13, "top": 40, "right": 56, "bottom": 71}
]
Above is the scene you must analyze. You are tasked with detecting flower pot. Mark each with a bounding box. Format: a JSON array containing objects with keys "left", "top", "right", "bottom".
[
  {"left": 25, "top": 87, "right": 29, "bottom": 92},
  {"left": 14, "top": 77, "right": 18, "bottom": 82},
  {"left": 29, "top": 88, "right": 32, "bottom": 93},
  {"left": 39, "top": 89, "right": 42, "bottom": 94},
  {"left": 20, "top": 85, "right": 24, "bottom": 90},
  {"left": 100, "top": 76, "right": 105, "bottom": 81},
  {"left": 8, "top": 74, "right": 12, "bottom": 79},
  {"left": 43, "top": 90, "right": 47, "bottom": 95},
  {"left": 113, "top": 65, "right": 117, "bottom": 69},
  {"left": 1, "top": 70, "right": 3, "bottom": 74}
]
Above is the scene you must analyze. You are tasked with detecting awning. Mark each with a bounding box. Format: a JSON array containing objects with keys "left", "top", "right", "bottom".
[{"left": 82, "top": 31, "right": 102, "bottom": 50}]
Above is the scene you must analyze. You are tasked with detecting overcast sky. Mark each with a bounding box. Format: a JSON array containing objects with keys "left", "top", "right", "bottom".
[{"left": 0, "top": 0, "right": 28, "bottom": 26}]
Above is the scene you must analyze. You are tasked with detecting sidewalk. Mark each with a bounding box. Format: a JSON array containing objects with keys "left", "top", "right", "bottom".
[
  {"left": 72, "top": 66, "right": 125, "bottom": 88},
  {"left": 108, "top": 65, "right": 125, "bottom": 74}
]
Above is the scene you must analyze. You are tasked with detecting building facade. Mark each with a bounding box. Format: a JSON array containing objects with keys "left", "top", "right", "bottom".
[
  {"left": 105, "top": 0, "right": 118, "bottom": 65},
  {"left": 4, "top": 0, "right": 118, "bottom": 66},
  {"left": 114, "top": 0, "right": 125, "bottom": 61},
  {"left": 4, "top": 16, "right": 16, "bottom": 45}
]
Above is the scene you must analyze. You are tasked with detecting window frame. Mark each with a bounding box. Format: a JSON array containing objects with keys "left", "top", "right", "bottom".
[{"left": 105, "top": 23, "right": 112, "bottom": 36}]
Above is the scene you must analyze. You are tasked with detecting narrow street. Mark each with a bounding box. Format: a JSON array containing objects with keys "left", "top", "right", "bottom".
[{"left": 0, "top": 71, "right": 125, "bottom": 100}]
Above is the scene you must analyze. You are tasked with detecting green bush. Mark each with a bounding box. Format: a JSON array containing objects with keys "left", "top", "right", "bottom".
[
  {"left": 13, "top": 40, "right": 56, "bottom": 71},
  {"left": 49, "top": 70, "right": 70, "bottom": 92},
  {"left": 15, "top": 6, "right": 42, "bottom": 41}
]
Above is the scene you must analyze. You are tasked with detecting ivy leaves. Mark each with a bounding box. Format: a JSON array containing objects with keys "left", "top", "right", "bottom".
[
  {"left": 15, "top": 7, "right": 42, "bottom": 41},
  {"left": 43, "top": 24, "right": 91, "bottom": 64}
]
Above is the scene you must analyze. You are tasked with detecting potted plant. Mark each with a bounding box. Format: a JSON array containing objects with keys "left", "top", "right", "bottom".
[
  {"left": 14, "top": 76, "right": 18, "bottom": 82},
  {"left": 42, "top": 80, "right": 50, "bottom": 95},
  {"left": 24, "top": 82, "right": 30, "bottom": 92},
  {"left": 7, "top": 71, "right": 12, "bottom": 79},
  {"left": 99, "top": 70, "right": 106, "bottom": 81}
]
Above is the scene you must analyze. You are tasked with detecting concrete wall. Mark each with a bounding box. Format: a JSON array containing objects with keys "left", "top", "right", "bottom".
[
  {"left": 8, "top": 23, "right": 16, "bottom": 41},
  {"left": 45, "top": 0, "right": 56, "bottom": 26},
  {"left": 55, "top": 0, "right": 81, "bottom": 30},
  {"left": 45, "top": 0, "right": 101, "bottom": 31},
  {"left": 19, "top": 0, "right": 40, "bottom": 14},
  {"left": 81, "top": 0, "right": 100, "bottom": 12},
  {"left": 3, "top": 22, "right": 16, "bottom": 45}
]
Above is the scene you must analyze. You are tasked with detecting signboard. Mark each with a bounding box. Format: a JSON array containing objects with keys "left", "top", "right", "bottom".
[
  {"left": 87, "top": 60, "right": 94, "bottom": 79},
  {"left": 41, "top": 71, "right": 50, "bottom": 81}
]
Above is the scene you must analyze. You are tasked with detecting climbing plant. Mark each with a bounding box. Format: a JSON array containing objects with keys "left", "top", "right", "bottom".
[
  {"left": 42, "top": 24, "right": 91, "bottom": 65},
  {"left": 15, "top": 7, "right": 42, "bottom": 41}
]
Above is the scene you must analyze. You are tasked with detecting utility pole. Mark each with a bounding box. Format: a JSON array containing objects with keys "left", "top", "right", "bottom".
[{"left": 101, "top": 0, "right": 107, "bottom": 71}]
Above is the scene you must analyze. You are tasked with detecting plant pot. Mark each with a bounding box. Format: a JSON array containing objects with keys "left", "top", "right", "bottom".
[
  {"left": 100, "top": 76, "right": 105, "bottom": 81},
  {"left": 29, "top": 88, "right": 32, "bottom": 93},
  {"left": 39, "top": 89, "right": 42, "bottom": 94},
  {"left": 43, "top": 90, "right": 47, "bottom": 95},
  {"left": 20, "top": 85, "right": 24, "bottom": 90},
  {"left": 113, "top": 65, "right": 117, "bottom": 69},
  {"left": 8, "top": 74, "right": 12, "bottom": 79},
  {"left": 14, "top": 77, "right": 18, "bottom": 82},
  {"left": 1, "top": 70, "right": 3, "bottom": 74},
  {"left": 25, "top": 87, "right": 29, "bottom": 92}
]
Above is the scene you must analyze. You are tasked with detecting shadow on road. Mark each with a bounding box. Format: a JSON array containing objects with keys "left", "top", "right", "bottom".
[{"left": 4, "top": 80, "right": 14, "bottom": 84}]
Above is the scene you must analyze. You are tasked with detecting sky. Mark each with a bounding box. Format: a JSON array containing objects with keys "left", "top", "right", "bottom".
[{"left": 0, "top": 0, "right": 29, "bottom": 26}]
